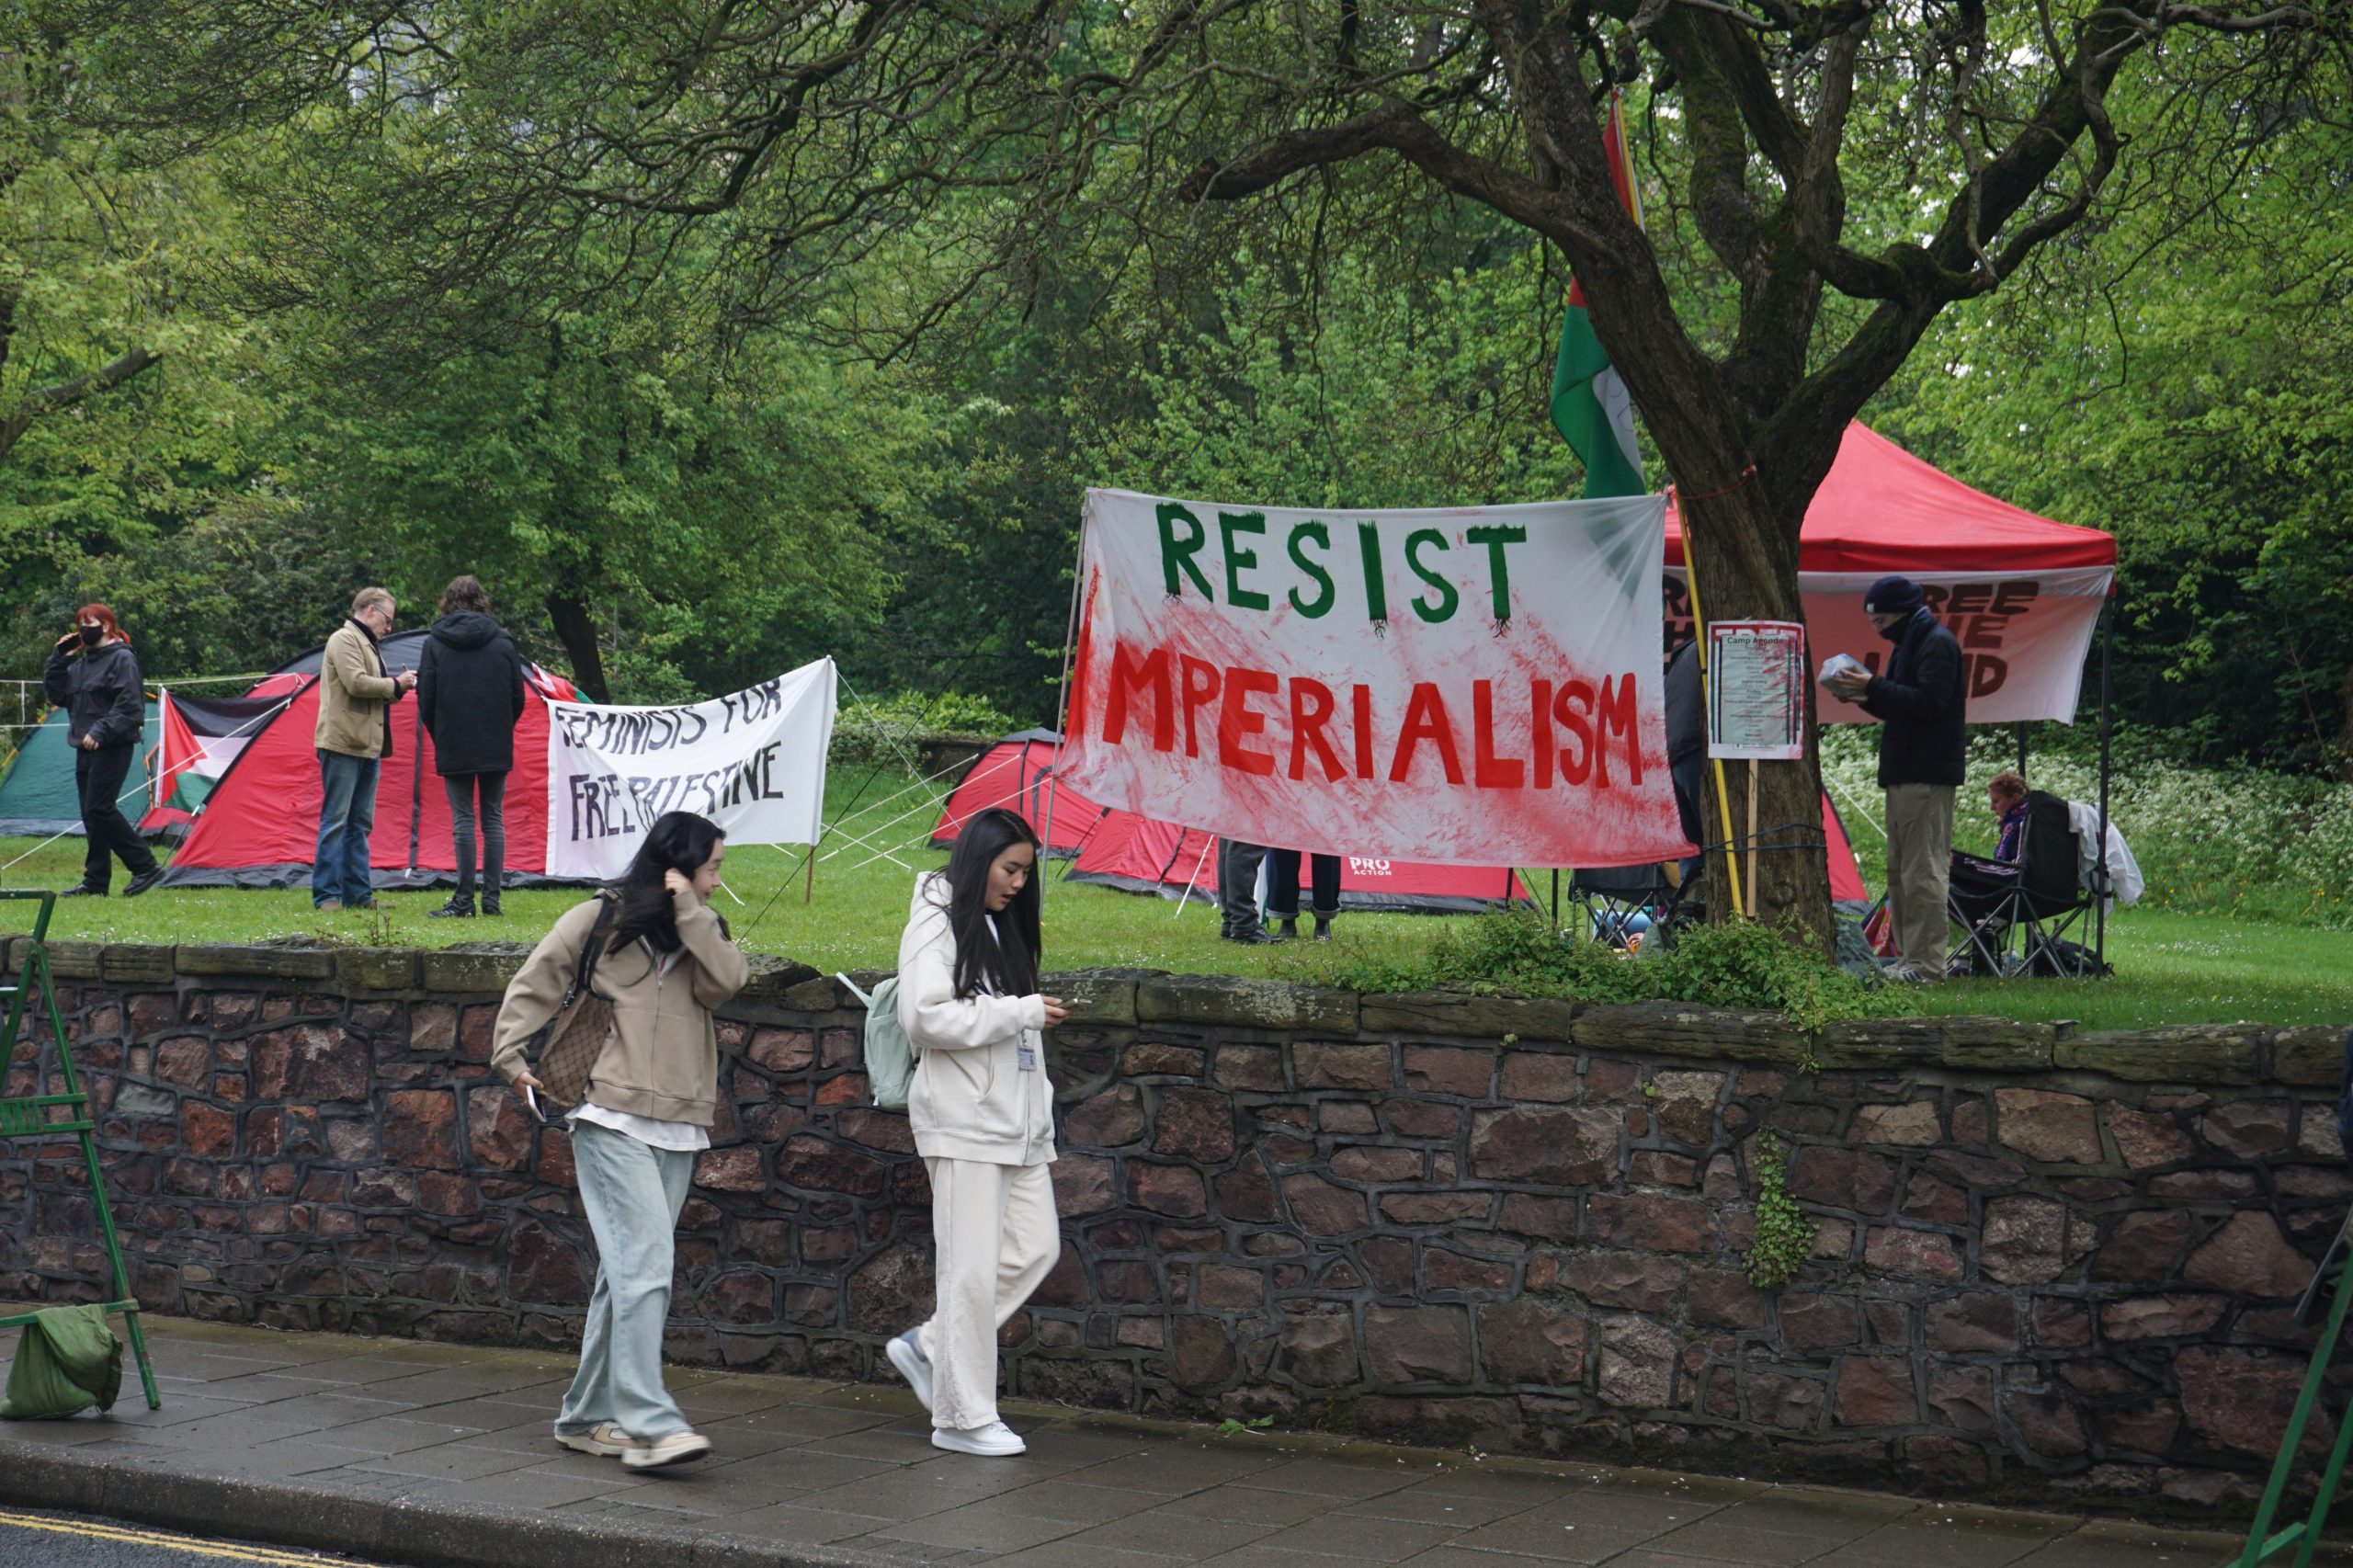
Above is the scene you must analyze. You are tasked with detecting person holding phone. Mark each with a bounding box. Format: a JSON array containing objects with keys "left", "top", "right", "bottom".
[
  {"left": 43, "top": 603, "right": 163, "bottom": 898},
  {"left": 490, "top": 811, "right": 749, "bottom": 1471},
  {"left": 312, "top": 587, "right": 418, "bottom": 911},
  {"left": 884, "top": 806, "right": 1069, "bottom": 1457}
]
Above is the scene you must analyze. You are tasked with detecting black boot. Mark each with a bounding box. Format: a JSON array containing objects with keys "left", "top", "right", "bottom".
[
  {"left": 429, "top": 893, "right": 476, "bottom": 919},
  {"left": 481, "top": 878, "right": 502, "bottom": 917},
  {"left": 58, "top": 882, "right": 104, "bottom": 897},
  {"left": 1276, "top": 918, "right": 1298, "bottom": 939},
  {"left": 1313, "top": 916, "right": 1333, "bottom": 942}
]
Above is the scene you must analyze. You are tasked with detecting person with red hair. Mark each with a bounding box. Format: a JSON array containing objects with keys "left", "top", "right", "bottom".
[{"left": 42, "top": 604, "right": 164, "bottom": 897}]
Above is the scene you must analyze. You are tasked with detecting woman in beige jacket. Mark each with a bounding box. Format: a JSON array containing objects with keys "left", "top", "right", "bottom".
[
  {"left": 492, "top": 810, "right": 748, "bottom": 1470},
  {"left": 886, "top": 806, "right": 1069, "bottom": 1456}
]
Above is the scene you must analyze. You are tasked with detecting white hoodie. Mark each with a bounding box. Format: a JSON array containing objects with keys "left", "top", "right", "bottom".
[{"left": 895, "top": 873, "right": 1055, "bottom": 1166}]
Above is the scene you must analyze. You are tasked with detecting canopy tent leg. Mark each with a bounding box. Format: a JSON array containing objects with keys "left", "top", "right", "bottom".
[{"left": 2097, "top": 594, "right": 2113, "bottom": 969}]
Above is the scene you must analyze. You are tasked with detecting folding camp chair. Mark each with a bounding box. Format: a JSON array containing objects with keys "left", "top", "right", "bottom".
[
  {"left": 1565, "top": 862, "right": 1699, "bottom": 952},
  {"left": 1947, "top": 790, "right": 2097, "bottom": 978}
]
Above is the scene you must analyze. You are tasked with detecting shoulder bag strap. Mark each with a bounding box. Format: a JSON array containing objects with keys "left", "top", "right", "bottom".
[{"left": 562, "top": 896, "right": 622, "bottom": 1007}]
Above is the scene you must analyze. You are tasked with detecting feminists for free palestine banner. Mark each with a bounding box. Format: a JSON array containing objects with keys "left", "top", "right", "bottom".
[
  {"left": 1060, "top": 489, "right": 1688, "bottom": 868},
  {"left": 544, "top": 658, "right": 836, "bottom": 879}
]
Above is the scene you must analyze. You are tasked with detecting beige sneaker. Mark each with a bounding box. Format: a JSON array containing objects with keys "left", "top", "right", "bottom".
[
  {"left": 622, "top": 1427, "right": 713, "bottom": 1469},
  {"left": 554, "top": 1421, "right": 645, "bottom": 1458}
]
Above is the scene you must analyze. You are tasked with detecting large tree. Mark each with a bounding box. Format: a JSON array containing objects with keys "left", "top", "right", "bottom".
[{"left": 79, "top": 0, "right": 2344, "bottom": 926}]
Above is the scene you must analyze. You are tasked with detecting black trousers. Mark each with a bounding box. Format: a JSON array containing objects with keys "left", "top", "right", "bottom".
[
  {"left": 77, "top": 743, "right": 158, "bottom": 892},
  {"left": 1266, "top": 850, "right": 1341, "bottom": 920},
  {"left": 1216, "top": 838, "right": 1269, "bottom": 935},
  {"left": 443, "top": 772, "right": 508, "bottom": 899}
]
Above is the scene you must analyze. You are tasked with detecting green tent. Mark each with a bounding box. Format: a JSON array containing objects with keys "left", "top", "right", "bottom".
[{"left": 0, "top": 702, "right": 160, "bottom": 836}]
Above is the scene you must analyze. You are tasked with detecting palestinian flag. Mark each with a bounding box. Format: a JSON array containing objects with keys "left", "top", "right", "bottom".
[
  {"left": 1550, "top": 93, "right": 1647, "bottom": 498},
  {"left": 152, "top": 690, "right": 285, "bottom": 821}
]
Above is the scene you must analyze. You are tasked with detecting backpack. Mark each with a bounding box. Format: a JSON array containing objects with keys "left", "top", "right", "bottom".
[{"left": 842, "top": 972, "right": 916, "bottom": 1110}]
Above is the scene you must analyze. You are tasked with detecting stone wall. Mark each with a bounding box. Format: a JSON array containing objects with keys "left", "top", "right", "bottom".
[{"left": 3, "top": 936, "right": 2347, "bottom": 1512}]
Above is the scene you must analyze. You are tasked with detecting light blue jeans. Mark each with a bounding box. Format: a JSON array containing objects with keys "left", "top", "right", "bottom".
[
  {"left": 556, "top": 1121, "right": 696, "bottom": 1440},
  {"left": 313, "top": 749, "right": 380, "bottom": 907}
]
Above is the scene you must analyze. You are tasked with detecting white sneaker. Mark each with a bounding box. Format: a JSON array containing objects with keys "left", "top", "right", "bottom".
[
  {"left": 554, "top": 1421, "right": 644, "bottom": 1458},
  {"left": 886, "top": 1329, "right": 934, "bottom": 1413},
  {"left": 621, "top": 1427, "right": 713, "bottom": 1469},
  {"left": 932, "top": 1420, "right": 1026, "bottom": 1457}
]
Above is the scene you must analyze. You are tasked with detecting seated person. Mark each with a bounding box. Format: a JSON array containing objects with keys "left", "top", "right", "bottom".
[{"left": 1949, "top": 770, "right": 2030, "bottom": 972}]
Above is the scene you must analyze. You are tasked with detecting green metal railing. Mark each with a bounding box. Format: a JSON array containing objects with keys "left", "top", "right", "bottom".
[
  {"left": 2234, "top": 1208, "right": 2353, "bottom": 1565},
  {"left": 0, "top": 889, "right": 161, "bottom": 1410}
]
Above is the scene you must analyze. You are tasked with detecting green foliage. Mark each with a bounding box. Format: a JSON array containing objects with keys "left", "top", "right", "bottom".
[
  {"left": 1324, "top": 909, "right": 1893, "bottom": 1028},
  {"left": 1743, "top": 1135, "right": 1817, "bottom": 1291},
  {"left": 832, "top": 690, "right": 1025, "bottom": 768}
]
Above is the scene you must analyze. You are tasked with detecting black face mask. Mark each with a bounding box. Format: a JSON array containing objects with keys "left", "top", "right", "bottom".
[
  {"left": 78, "top": 624, "right": 104, "bottom": 648},
  {"left": 1875, "top": 611, "right": 1913, "bottom": 642}
]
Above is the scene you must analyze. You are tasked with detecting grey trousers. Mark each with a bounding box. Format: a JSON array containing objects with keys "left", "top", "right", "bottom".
[
  {"left": 1217, "top": 839, "right": 1269, "bottom": 935},
  {"left": 1884, "top": 783, "right": 1957, "bottom": 974},
  {"left": 556, "top": 1120, "right": 696, "bottom": 1439}
]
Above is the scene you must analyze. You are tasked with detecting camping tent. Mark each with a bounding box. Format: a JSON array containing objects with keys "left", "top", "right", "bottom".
[
  {"left": 247, "top": 631, "right": 580, "bottom": 703},
  {"left": 142, "top": 691, "right": 301, "bottom": 837},
  {"left": 159, "top": 676, "right": 570, "bottom": 892},
  {"left": 929, "top": 730, "right": 1111, "bottom": 859},
  {"left": 0, "top": 702, "right": 159, "bottom": 837},
  {"left": 933, "top": 733, "right": 1538, "bottom": 914}
]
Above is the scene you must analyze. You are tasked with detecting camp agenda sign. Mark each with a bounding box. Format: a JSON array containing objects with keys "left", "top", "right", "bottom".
[
  {"left": 543, "top": 658, "right": 835, "bottom": 879},
  {"left": 1061, "top": 490, "right": 1689, "bottom": 869}
]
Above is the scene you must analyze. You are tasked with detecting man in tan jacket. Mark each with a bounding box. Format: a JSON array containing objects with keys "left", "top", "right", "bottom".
[{"left": 313, "top": 586, "right": 416, "bottom": 911}]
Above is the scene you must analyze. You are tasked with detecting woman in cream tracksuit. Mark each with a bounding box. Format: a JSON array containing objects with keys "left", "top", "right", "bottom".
[{"left": 886, "top": 806, "right": 1069, "bottom": 1457}]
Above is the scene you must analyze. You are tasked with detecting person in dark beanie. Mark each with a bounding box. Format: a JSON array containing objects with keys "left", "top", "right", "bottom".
[
  {"left": 42, "top": 603, "right": 163, "bottom": 898},
  {"left": 416, "top": 575, "right": 528, "bottom": 918},
  {"left": 1826, "top": 575, "right": 1965, "bottom": 981}
]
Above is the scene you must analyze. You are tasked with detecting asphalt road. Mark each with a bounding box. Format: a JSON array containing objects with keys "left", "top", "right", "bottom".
[{"left": 0, "top": 1508, "right": 393, "bottom": 1568}]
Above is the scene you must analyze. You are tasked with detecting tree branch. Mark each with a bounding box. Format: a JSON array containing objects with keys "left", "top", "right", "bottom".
[{"left": 0, "top": 345, "right": 163, "bottom": 464}]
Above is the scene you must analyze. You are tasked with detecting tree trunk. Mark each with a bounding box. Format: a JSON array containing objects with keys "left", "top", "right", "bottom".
[
  {"left": 544, "top": 591, "right": 609, "bottom": 703},
  {"left": 1680, "top": 481, "right": 1834, "bottom": 948}
]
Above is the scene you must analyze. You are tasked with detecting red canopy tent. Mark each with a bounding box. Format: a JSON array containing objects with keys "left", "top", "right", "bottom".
[
  {"left": 1665, "top": 422, "right": 2117, "bottom": 729},
  {"left": 1664, "top": 423, "right": 2116, "bottom": 574}
]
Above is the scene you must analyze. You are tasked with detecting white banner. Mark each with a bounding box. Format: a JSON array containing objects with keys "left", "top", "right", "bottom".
[
  {"left": 1061, "top": 489, "right": 1690, "bottom": 869},
  {"left": 1665, "top": 567, "right": 2109, "bottom": 725},
  {"left": 543, "top": 659, "right": 836, "bottom": 879}
]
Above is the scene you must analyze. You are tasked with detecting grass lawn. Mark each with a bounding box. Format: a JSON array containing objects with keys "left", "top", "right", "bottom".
[{"left": 5, "top": 764, "right": 2347, "bottom": 1030}]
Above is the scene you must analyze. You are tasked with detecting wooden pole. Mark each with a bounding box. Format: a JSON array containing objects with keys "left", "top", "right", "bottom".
[
  {"left": 1745, "top": 759, "right": 1760, "bottom": 918},
  {"left": 804, "top": 839, "right": 815, "bottom": 904}
]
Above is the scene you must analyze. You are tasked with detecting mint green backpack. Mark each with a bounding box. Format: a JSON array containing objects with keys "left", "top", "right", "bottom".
[{"left": 844, "top": 973, "right": 916, "bottom": 1110}]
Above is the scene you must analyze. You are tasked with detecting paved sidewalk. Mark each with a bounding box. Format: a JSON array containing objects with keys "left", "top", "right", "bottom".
[{"left": 0, "top": 1317, "right": 2328, "bottom": 1568}]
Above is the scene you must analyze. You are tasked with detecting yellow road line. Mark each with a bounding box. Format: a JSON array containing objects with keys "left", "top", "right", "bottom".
[{"left": 0, "top": 1508, "right": 383, "bottom": 1566}]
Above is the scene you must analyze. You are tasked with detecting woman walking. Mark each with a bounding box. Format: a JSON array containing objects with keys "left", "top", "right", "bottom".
[
  {"left": 416, "top": 575, "right": 528, "bottom": 917},
  {"left": 886, "top": 806, "right": 1069, "bottom": 1457},
  {"left": 42, "top": 604, "right": 164, "bottom": 899},
  {"left": 491, "top": 811, "right": 747, "bottom": 1470}
]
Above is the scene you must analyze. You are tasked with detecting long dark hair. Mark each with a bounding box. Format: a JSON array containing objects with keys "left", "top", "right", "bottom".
[
  {"left": 608, "top": 811, "right": 727, "bottom": 955},
  {"left": 941, "top": 807, "right": 1041, "bottom": 999}
]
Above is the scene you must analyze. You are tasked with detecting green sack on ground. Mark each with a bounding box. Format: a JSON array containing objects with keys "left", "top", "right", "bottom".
[{"left": 2, "top": 1303, "right": 123, "bottom": 1418}]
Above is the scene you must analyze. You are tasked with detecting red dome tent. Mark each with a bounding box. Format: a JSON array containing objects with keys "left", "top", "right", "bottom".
[
  {"left": 932, "top": 733, "right": 1539, "bottom": 915},
  {"left": 159, "top": 674, "right": 577, "bottom": 892}
]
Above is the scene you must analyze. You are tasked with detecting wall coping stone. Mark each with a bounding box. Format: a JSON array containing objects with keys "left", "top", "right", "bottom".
[
  {"left": 174, "top": 943, "right": 335, "bottom": 980},
  {"left": 335, "top": 948, "right": 417, "bottom": 993},
  {"left": 1136, "top": 972, "right": 1358, "bottom": 1033},
  {"left": 2058, "top": 1025, "right": 2265, "bottom": 1084},
  {"left": 99, "top": 943, "right": 176, "bottom": 985},
  {"left": 1360, "top": 990, "right": 1580, "bottom": 1043},
  {"left": 419, "top": 944, "right": 529, "bottom": 994}
]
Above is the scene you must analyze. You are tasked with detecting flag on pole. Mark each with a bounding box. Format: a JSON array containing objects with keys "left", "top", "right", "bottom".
[{"left": 1550, "top": 93, "right": 1647, "bottom": 498}]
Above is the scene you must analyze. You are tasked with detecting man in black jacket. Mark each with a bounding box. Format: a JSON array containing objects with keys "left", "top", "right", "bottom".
[{"left": 1826, "top": 576, "right": 1965, "bottom": 979}]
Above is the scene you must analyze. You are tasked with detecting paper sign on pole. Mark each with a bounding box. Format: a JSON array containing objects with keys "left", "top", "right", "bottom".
[
  {"left": 1059, "top": 489, "right": 1689, "bottom": 869},
  {"left": 1706, "top": 620, "right": 1807, "bottom": 761},
  {"left": 543, "top": 659, "right": 836, "bottom": 880}
]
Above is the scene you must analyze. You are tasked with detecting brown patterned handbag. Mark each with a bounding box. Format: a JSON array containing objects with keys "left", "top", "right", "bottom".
[{"left": 529, "top": 895, "right": 622, "bottom": 1111}]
